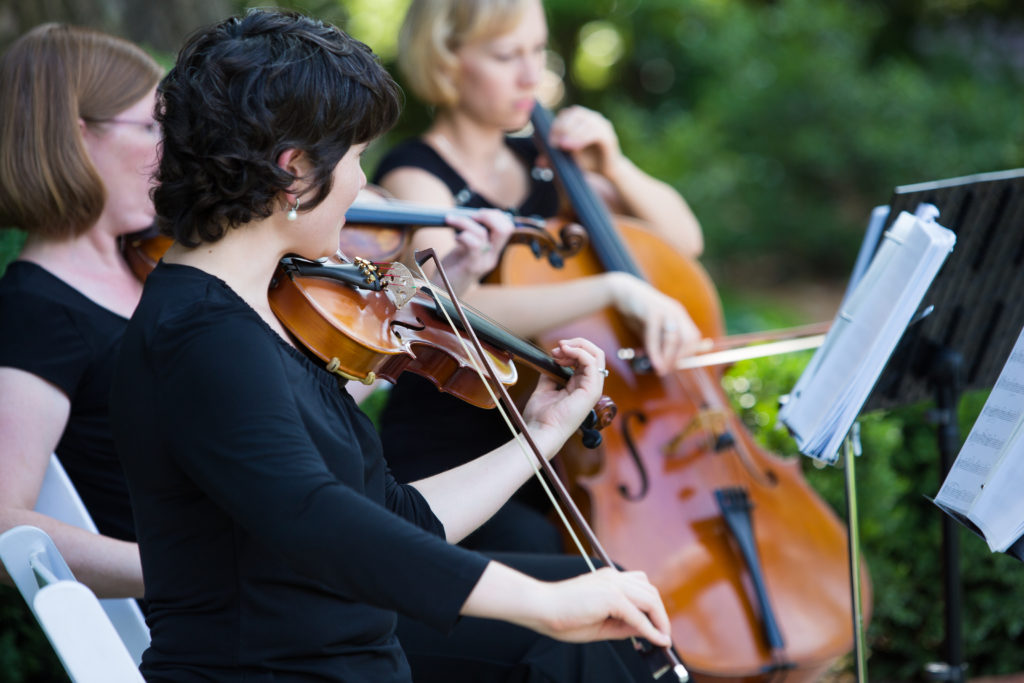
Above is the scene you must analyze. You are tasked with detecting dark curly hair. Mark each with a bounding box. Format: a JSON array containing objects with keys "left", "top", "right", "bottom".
[{"left": 153, "top": 9, "right": 401, "bottom": 245}]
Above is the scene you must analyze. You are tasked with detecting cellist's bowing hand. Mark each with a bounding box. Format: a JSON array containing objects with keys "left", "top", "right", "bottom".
[
  {"left": 608, "top": 272, "right": 702, "bottom": 375},
  {"left": 462, "top": 563, "right": 672, "bottom": 647},
  {"left": 522, "top": 338, "right": 605, "bottom": 454},
  {"left": 437, "top": 209, "right": 514, "bottom": 295}
]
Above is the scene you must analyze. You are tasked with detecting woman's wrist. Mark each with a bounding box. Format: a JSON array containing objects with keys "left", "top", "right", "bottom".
[
  {"left": 601, "top": 153, "right": 636, "bottom": 189},
  {"left": 605, "top": 271, "right": 643, "bottom": 318},
  {"left": 462, "top": 561, "right": 552, "bottom": 631},
  {"left": 523, "top": 418, "right": 573, "bottom": 459}
]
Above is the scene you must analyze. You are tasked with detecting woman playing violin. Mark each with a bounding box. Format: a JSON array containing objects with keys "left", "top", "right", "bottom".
[
  {"left": 110, "top": 9, "right": 671, "bottom": 680},
  {"left": 0, "top": 23, "right": 161, "bottom": 598},
  {"left": 375, "top": 0, "right": 704, "bottom": 553}
]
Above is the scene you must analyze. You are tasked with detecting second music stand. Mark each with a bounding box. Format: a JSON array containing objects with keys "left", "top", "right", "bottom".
[{"left": 863, "top": 168, "right": 1024, "bottom": 683}]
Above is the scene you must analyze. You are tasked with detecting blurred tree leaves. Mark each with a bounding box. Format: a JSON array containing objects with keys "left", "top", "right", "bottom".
[{"left": 521, "top": 0, "right": 1024, "bottom": 285}]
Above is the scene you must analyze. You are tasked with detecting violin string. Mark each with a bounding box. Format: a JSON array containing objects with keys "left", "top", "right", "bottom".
[{"left": 411, "top": 260, "right": 597, "bottom": 572}]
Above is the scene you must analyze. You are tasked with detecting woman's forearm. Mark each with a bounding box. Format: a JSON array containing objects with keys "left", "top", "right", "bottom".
[
  {"left": 0, "top": 508, "right": 143, "bottom": 598},
  {"left": 409, "top": 420, "right": 564, "bottom": 544},
  {"left": 603, "top": 157, "right": 704, "bottom": 258},
  {"left": 462, "top": 273, "right": 622, "bottom": 339}
]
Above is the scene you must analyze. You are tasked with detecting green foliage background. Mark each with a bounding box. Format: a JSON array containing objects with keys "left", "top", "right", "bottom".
[{"left": 2, "top": 0, "right": 1024, "bottom": 680}]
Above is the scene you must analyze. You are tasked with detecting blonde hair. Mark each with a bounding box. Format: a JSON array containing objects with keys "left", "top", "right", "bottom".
[
  {"left": 0, "top": 24, "right": 162, "bottom": 238},
  {"left": 398, "top": 0, "right": 531, "bottom": 108}
]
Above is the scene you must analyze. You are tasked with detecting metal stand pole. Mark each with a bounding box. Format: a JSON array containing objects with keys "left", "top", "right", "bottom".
[
  {"left": 924, "top": 346, "right": 967, "bottom": 683},
  {"left": 843, "top": 423, "right": 867, "bottom": 683}
]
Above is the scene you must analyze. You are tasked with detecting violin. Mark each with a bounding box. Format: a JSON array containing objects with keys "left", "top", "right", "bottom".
[
  {"left": 488, "top": 102, "right": 870, "bottom": 682},
  {"left": 341, "top": 197, "right": 587, "bottom": 266},
  {"left": 267, "top": 255, "right": 611, "bottom": 419}
]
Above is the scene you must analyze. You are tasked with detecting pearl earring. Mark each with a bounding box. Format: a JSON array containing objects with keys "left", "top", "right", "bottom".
[{"left": 287, "top": 199, "right": 299, "bottom": 221}]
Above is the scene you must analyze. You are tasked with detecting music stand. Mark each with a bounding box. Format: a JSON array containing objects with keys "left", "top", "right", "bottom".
[{"left": 863, "top": 168, "right": 1024, "bottom": 683}]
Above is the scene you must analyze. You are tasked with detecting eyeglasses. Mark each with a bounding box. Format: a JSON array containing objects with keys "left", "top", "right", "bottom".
[{"left": 87, "top": 118, "right": 160, "bottom": 136}]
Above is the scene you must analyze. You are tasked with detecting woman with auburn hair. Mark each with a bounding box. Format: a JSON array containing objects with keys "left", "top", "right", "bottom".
[
  {"left": 110, "top": 9, "right": 670, "bottom": 681},
  {"left": 375, "top": 0, "right": 705, "bottom": 554},
  {"left": 0, "top": 23, "right": 162, "bottom": 597}
]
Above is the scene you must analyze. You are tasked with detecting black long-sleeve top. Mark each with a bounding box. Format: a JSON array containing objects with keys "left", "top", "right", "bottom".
[{"left": 111, "top": 263, "right": 489, "bottom": 682}]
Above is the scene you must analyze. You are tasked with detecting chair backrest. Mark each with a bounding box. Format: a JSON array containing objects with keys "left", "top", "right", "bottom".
[
  {"left": 33, "top": 454, "right": 150, "bottom": 664},
  {"left": 0, "top": 525, "right": 144, "bottom": 683}
]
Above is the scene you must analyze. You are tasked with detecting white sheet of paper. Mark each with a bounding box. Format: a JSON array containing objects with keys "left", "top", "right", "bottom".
[{"left": 779, "top": 211, "right": 956, "bottom": 463}]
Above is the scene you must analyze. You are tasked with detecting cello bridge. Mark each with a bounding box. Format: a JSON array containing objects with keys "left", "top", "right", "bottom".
[{"left": 664, "top": 408, "right": 730, "bottom": 457}]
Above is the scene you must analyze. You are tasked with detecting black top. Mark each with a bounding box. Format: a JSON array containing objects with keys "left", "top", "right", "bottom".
[
  {"left": 111, "top": 263, "right": 489, "bottom": 682},
  {"left": 0, "top": 261, "right": 135, "bottom": 541},
  {"left": 373, "top": 137, "right": 559, "bottom": 216},
  {"left": 373, "top": 137, "right": 564, "bottom": 553}
]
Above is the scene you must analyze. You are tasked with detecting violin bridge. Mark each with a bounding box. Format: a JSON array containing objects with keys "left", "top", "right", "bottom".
[{"left": 379, "top": 262, "right": 417, "bottom": 308}]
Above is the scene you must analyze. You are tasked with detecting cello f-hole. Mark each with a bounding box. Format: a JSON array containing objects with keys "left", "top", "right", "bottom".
[{"left": 619, "top": 411, "right": 651, "bottom": 501}]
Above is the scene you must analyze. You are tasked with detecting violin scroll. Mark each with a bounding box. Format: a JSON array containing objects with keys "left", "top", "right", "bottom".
[{"left": 578, "top": 396, "right": 618, "bottom": 448}]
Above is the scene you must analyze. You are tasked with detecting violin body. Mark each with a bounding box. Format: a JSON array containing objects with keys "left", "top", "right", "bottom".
[
  {"left": 123, "top": 232, "right": 171, "bottom": 282},
  {"left": 499, "top": 217, "right": 869, "bottom": 680},
  {"left": 268, "top": 258, "right": 519, "bottom": 408}
]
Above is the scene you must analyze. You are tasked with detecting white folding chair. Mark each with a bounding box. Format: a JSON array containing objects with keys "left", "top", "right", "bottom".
[
  {"left": 34, "top": 454, "right": 150, "bottom": 664},
  {"left": 0, "top": 525, "right": 144, "bottom": 683}
]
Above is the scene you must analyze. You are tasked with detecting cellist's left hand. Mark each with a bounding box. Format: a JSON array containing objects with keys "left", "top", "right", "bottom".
[{"left": 548, "top": 105, "right": 625, "bottom": 179}]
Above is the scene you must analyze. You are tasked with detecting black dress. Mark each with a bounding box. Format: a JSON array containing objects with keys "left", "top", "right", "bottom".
[
  {"left": 373, "top": 137, "right": 564, "bottom": 554},
  {"left": 111, "top": 263, "right": 489, "bottom": 682},
  {"left": 0, "top": 261, "right": 135, "bottom": 542}
]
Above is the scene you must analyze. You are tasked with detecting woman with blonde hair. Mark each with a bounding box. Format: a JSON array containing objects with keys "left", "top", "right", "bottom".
[
  {"left": 376, "top": 0, "right": 705, "bottom": 554},
  {"left": 0, "top": 23, "right": 162, "bottom": 597}
]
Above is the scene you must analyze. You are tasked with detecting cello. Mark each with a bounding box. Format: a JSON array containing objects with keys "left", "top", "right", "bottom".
[{"left": 491, "top": 102, "right": 870, "bottom": 681}]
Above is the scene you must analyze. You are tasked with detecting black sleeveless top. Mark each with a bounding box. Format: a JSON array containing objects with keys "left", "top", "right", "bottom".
[
  {"left": 373, "top": 137, "right": 563, "bottom": 553},
  {"left": 373, "top": 137, "right": 559, "bottom": 217}
]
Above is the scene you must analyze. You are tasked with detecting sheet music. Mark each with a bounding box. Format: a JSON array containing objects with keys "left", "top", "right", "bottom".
[
  {"left": 935, "top": 326, "right": 1024, "bottom": 551},
  {"left": 779, "top": 211, "right": 956, "bottom": 463}
]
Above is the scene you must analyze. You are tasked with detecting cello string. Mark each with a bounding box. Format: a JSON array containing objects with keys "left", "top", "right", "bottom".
[{"left": 410, "top": 259, "right": 598, "bottom": 572}]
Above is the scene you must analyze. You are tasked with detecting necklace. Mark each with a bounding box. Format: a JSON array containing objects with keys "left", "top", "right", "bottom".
[{"left": 431, "top": 132, "right": 511, "bottom": 177}]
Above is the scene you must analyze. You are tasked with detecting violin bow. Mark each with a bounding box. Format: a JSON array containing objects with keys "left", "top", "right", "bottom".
[{"left": 409, "top": 248, "right": 690, "bottom": 682}]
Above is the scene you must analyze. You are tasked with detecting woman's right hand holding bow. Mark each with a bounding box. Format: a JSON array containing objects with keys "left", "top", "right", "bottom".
[
  {"left": 606, "top": 272, "right": 702, "bottom": 375},
  {"left": 462, "top": 561, "right": 673, "bottom": 647}
]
